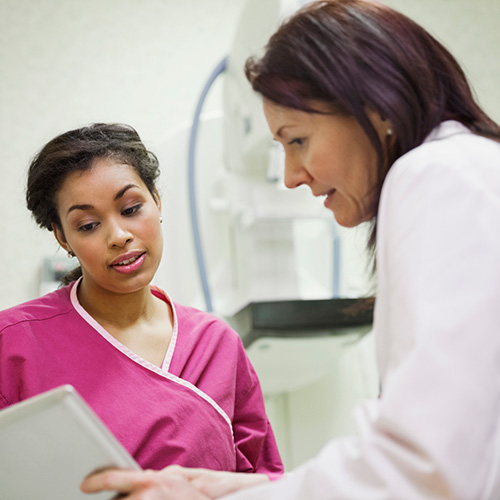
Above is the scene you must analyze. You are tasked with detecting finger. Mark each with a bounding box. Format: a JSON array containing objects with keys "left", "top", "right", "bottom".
[
  {"left": 161, "top": 466, "right": 209, "bottom": 480},
  {"left": 191, "top": 472, "right": 270, "bottom": 498},
  {"left": 80, "top": 469, "right": 152, "bottom": 494}
]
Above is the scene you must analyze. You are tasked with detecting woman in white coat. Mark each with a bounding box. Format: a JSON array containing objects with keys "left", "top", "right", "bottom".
[{"left": 82, "top": 0, "right": 500, "bottom": 498}]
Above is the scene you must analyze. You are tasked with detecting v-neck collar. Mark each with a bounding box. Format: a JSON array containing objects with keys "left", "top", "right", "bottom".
[{"left": 69, "top": 278, "right": 178, "bottom": 373}]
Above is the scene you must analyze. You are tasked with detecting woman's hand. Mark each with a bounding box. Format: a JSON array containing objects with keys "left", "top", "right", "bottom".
[
  {"left": 80, "top": 466, "right": 270, "bottom": 499},
  {"left": 80, "top": 468, "right": 210, "bottom": 500},
  {"left": 164, "top": 465, "right": 270, "bottom": 498}
]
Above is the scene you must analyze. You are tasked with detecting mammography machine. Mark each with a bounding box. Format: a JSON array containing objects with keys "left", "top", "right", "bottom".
[{"left": 155, "top": 0, "right": 379, "bottom": 469}]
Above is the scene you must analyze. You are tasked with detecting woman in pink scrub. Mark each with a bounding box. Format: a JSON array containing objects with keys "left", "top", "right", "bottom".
[{"left": 0, "top": 123, "right": 283, "bottom": 478}]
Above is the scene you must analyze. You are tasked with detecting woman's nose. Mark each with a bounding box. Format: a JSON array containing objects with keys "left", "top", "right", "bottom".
[
  {"left": 107, "top": 221, "right": 133, "bottom": 248},
  {"left": 283, "top": 155, "right": 312, "bottom": 189}
]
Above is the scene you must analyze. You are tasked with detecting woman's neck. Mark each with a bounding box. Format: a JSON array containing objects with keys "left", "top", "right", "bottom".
[{"left": 75, "top": 279, "right": 157, "bottom": 329}]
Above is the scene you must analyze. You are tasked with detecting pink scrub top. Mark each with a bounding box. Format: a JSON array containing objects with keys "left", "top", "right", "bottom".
[{"left": 0, "top": 280, "right": 283, "bottom": 477}]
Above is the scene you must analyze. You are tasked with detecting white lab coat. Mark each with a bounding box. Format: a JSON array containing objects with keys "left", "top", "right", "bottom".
[{"left": 223, "top": 121, "right": 500, "bottom": 500}]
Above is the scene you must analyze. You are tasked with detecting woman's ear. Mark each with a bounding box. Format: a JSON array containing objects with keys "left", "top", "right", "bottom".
[
  {"left": 367, "top": 108, "right": 392, "bottom": 139},
  {"left": 153, "top": 188, "right": 162, "bottom": 212},
  {"left": 52, "top": 223, "right": 72, "bottom": 255}
]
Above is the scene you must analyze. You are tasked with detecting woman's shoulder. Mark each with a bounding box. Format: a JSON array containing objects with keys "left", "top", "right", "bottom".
[
  {"left": 387, "top": 121, "right": 500, "bottom": 189},
  {"left": 0, "top": 285, "right": 73, "bottom": 334},
  {"left": 150, "top": 285, "right": 241, "bottom": 340},
  {"left": 175, "top": 302, "right": 241, "bottom": 341},
  {"left": 400, "top": 121, "right": 500, "bottom": 166}
]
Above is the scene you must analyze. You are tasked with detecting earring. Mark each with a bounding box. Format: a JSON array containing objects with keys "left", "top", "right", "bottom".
[
  {"left": 67, "top": 250, "right": 74, "bottom": 258},
  {"left": 159, "top": 217, "right": 163, "bottom": 224},
  {"left": 387, "top": 128, "right": 393, "bottom": 136}
]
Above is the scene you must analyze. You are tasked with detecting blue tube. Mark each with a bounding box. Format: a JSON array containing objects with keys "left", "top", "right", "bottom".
[{"left": 187, "top": 56, "right": 228, "bottom": 313}]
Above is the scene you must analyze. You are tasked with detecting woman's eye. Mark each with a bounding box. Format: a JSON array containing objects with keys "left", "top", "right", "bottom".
[
  {"left": 288, "top": 138, "right": 304, "bottom": 146},
  {"left": 78, "top": 222, "right": 97, "bottom": 232},
  {"left": 122, "top": 204, "right": 142, "bottom": 216}
]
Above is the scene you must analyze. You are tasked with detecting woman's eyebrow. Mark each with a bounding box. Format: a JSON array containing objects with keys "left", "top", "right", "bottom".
[
  {"left": 275, "top": 124, "right": 300, "bottom": 138},
  {"left": 66, "top": 184, "right": 139, "bottom": 215},
  {"left": 114, "top": 184, "right": 138, "bottom": 201},
  {"left": 67, "top": 203, "right": 92, "bottom": 215}
]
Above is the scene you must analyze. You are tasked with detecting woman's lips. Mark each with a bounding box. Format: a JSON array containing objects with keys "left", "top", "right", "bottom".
[
  {"left": 110, "top": 252, "right": 146, "bottom": 274},
  {"left": 323, "top": 189, "right": 336, "bottom": 208}
]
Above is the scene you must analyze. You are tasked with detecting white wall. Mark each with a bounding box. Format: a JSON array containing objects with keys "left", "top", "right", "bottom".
[{"left": 1, "top": 0, "right": 499, "bottom": 310}]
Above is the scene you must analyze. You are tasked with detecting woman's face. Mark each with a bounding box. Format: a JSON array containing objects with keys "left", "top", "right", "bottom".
[
  {"left": 263, "top": 99, "right": 389, "bottom": 228},
  {"left": 53, "top": 157, "right": 163, "bottom": 297}
]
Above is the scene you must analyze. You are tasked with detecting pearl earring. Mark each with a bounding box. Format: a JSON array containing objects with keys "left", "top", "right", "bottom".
[
  {"left": 159, "top": 216, "right": 163, "bottom": 224},
  {"left": 67, "top": 250, "right": 74, "bottom": 258},
  {"left": 387, "top": 128, "right": 393, "bottom": 136}
]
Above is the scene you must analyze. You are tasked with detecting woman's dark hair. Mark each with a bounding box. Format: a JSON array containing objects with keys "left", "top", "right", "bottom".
[
  {"left": 26, "top": 123, "right": 161, "bottom": 284},
  {"left": 245, "top": 0, "right": 500, "bottom": 250}
]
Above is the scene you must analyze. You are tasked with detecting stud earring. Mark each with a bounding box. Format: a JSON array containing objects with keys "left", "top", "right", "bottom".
[
  {"left": 67, "top": 250, "right": 74, "bottom": 258},
  {"left": 159, "top": 216, "right": 163, "bottom": 224},
  {"left": 387, "top": 128, "right": 393, "bottom": 136}
]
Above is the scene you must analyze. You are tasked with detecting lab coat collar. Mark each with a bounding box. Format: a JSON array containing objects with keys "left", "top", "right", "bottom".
[{"left": 423, "top": 120, "right": 471, "bottom": 144}]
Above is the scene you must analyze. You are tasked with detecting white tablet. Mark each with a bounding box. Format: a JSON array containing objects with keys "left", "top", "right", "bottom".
[{"left": 0, "top": 384, "right": 141, "bottom": 500}]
